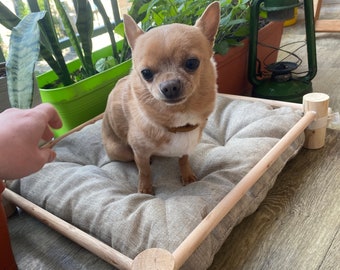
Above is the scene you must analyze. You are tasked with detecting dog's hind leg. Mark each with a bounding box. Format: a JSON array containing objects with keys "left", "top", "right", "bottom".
[
  {"left": 105, "top": 141, "right": 134, "bottom": 162},
  {"left": 102, "top": 118, "right": 134, "bottom": 162}
]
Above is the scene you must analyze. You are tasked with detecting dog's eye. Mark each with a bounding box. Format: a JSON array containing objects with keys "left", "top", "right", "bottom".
[
  {"left": 185, "top": 58, "right": 200, "bottom": 72},
  {"left": 141, "top": 69, "right": 154, "bottom": 82}
]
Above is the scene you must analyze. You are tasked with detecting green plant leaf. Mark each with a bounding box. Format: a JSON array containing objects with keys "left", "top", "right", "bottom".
[
  {"left": 0, "top": 2, "right": 21, "bottom": 29},
  {"left": 29, "top": 0, "right": 74, "bottom": 86},
  {"left": 135, "top": 0, "right": 253, "bottom": 54},
  {"left": 53, "top": 0, "right": 88, "bottom": 75},
  {"left": 6, "top": 11, "right": 46, "bottom": 108},
  {"left": 114, "top": 22, "right": 125, "bottom": 38},
  {"left": 95, "top": 56, "right": 117, "bottom": 72},
  {"left": 93, "top": 0, "right": 119, "bottom": 63},
  {"left": 214, "top": 40, "right": 230, "bottom": 55},
  {"left": 0, "top": 47, "right": 5, "bottom": 62},
  {"left": 233, "top": 23, "right": 249, "bottom": 37},
  {"left": 75, "top": 0, "right": 96, "bottom": 76}
]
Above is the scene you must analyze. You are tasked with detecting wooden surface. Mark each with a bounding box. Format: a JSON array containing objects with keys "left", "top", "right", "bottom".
[
  {"left": 314, "top": 0, "right": 340, "bottom": 32},
  {"left": 209, "top": 128, "right": 339, "bottom": 269},
  {"left": 209, "top": 6, "right": 340, "bottom": 268}
]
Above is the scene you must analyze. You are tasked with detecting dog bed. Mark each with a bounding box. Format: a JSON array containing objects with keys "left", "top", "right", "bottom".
[{"left": 10, "top": 94, "right": 304, "bottom": 269}]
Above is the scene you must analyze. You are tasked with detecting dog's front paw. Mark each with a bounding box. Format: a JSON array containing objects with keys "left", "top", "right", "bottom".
[
  {"left": 179, "top": 155, "right": 197, "bottom": 186},
  {"left": 181, "top": 173, "right": 197, "bottom": 186},
  {"left": 138, "top": 184, "right": 154, "bottom": 195}
]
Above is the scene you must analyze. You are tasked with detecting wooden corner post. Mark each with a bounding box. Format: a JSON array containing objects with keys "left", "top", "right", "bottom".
[
  {"left": 303, "top": 92, "right": 329, "bottom": 149},
  {"left": 132, "top": 248, "right": 175, "bottom": 270}
]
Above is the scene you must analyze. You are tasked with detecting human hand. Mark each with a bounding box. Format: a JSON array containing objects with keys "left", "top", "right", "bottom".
[{"left": 0, "top": 103, "right": 62, "bottom": 179}]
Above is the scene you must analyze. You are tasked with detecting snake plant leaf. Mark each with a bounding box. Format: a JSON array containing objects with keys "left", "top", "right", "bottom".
[
  {"left": 40, "top": 0, "right": 74, "bottom": 85},
  {"left": 29, "top": 0, "right": 74, "bottom": 86},
  {"left": 75, "top": 0, "right": 96, "bottom": 76},
  {"left": 0, "top": 47, "right": 5, "bottom": 62},
  {"left": 6, "top": 11, "right": 46, "bottom": 109},
  {"left": 53, "top": 0, "right": 89, "bottom": 76},
  {"left": 0, "top": 2, "right": 21, "bottom": 30},
  {"left": 93, "top": 0, "right": 119, "bottom": 63},
  {"left": 0, "top": 0, "right": 73, "bottom": 86},
  {"left": 28, "top": 0, "right": 54, "bottom": 53}
]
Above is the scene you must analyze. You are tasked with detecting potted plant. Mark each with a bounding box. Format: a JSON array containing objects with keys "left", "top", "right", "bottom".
[
  {"left": 133, "top": 0, "right": 283, "bottom": 95},
  {"left": 0, "top": 0, "right": 132, "bottom": 136}
]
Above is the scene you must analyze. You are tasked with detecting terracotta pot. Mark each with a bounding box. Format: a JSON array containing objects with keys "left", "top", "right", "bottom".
[{"left": 214, "top": 21, "right": 284, "bottom": 96}]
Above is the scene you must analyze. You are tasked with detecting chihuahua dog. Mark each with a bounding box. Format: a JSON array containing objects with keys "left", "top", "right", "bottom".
[{"left": 102, "top": 2, "right": 220, "bottom": 194}]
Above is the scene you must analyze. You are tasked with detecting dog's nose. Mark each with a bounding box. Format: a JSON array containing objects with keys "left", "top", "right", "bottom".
[{"left": 159, "top": 79, "right": 181, "bottom": 100}]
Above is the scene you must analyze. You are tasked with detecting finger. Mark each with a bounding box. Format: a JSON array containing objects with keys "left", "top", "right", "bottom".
[
  {"left": 47, "top": 150, "right": 57, "bottom": 163},
  {"left": 41, "top": 126, "right": 55, "bottom": 142},
  {"left": 24, "top": 149, "right": 56, "bottom": 178},
  {"left": 49, "top": 112, "right": 63, "bottom": 130},
  {"left": 35, "top": 103, "right": 63, "bottom": 129}
]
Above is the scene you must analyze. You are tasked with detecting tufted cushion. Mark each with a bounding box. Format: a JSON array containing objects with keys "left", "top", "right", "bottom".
[{"left": 15, "top": 94, "right": 304, "bottom": 269}]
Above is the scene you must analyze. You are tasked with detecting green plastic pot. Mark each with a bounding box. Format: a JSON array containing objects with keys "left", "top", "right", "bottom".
[{"left": 37, "top": 45, "right": 131, "bottom": 137}]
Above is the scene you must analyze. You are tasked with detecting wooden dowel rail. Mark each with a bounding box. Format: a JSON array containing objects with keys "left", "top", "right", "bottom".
[
  {"left": 313, "top": 0, "right": 340, "bottom": 32},
  {"left": 42, "top": 113, "right": 104, "bottom": 149},
  {"left": 222, "top": 94, "right": 304, "bottom": 110},
  {"left": 2, "top": 188, "right": 133, "bottom": 270}
]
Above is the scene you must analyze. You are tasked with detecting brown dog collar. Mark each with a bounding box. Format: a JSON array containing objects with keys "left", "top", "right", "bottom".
[{"left": 167, "top": 123, "right": 199, "bottom": 133}]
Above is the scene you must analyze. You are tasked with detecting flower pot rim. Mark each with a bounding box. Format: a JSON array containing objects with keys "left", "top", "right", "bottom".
[
  {"left": 214, "top": 21, "right": 283, "bottom": 59},
  {"left": 39, "top": 59, "right": 131, "bottom": 104},
  {"left": 37, "top": 41, "right": 128, "bottom": 90},
  {"left": 38, "top": 59, "right": 131, "bottom": 92}
]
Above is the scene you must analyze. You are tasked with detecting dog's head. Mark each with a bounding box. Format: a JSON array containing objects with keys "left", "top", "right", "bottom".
[{"left": 123, "top": 2, "right": 220, "bottom": 105}]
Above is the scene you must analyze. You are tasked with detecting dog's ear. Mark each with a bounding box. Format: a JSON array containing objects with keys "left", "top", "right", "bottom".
[
  {"left": 194, "top": 1, "right": 220, "bottom": 46},
  {"left": 123, "top": 14, "right": 144, "bottom": 50}
]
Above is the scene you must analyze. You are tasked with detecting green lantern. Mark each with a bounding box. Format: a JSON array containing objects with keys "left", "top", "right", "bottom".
[{"left": 248, "top": 0, "right": 317, "bottom": 103}]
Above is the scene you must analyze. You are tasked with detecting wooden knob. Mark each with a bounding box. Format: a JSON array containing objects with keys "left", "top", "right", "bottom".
[{"left": 132, "top": 248, "right": 175, "bottom": 270}]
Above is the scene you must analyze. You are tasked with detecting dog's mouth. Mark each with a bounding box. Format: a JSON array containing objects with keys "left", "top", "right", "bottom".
[{"left": 162, "top": 96, "right": 187, "bottom": 105}]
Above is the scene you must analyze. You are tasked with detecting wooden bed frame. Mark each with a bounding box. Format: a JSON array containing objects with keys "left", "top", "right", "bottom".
[
  {"left": 314, "top": 0, "right": 340, "bottom": 32},
  {"left": 3, "top": 93, "right": 330, "bottom": 270}
]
